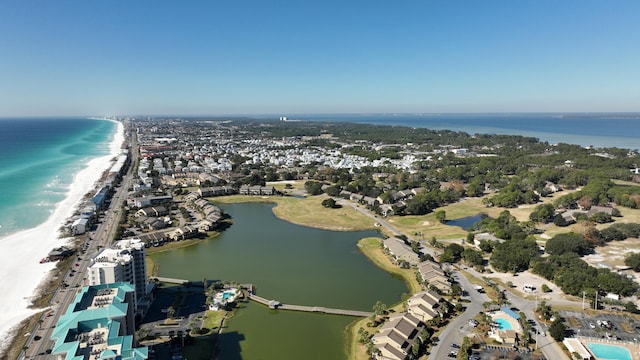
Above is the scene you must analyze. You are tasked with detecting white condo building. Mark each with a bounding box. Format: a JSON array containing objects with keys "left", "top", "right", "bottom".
[{"left": 88, "top": 239, "right": 149, "bottom": 312}]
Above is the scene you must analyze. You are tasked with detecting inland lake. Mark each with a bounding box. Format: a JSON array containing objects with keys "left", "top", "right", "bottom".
[{"left": 149, "top": 202, "right": 408, "bottom": 359}]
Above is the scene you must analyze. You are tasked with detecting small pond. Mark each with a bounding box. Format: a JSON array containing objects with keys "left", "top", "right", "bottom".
[{"left": 446, "top": 214, "right": 485, "bottom": 230}]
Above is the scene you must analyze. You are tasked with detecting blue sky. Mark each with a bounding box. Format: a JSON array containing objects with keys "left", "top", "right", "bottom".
[{"left": 0, "top": 0, "right": 638, "bottom": 116}]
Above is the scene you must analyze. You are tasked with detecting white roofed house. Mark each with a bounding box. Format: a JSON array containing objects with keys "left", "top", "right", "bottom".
[
  {"left": 71, "top": 218, "right": 89, "bottom": 235},
  {"left": 382, "top": 237, "right": 420, "bottom": 267}
]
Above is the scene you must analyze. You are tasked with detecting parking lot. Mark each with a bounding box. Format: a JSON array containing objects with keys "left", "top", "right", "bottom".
[
  {"left": 470, "top": 346, "right": 546, "bottom": 360},
  {"left": 561, "top": 310, "right": 639, "bottom": 341}
]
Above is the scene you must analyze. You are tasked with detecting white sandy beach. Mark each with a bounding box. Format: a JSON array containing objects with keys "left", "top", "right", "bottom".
[{"left": 0, "top": 120, "right": 124, "bottom": 353}]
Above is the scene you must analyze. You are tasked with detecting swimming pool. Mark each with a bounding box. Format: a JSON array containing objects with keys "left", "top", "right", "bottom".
[
  {"left": 494, "top": 318, "right": 513, "bottom": 330},
  {"left": 586, "top": 342, "right": 632, "bottom": 360}
]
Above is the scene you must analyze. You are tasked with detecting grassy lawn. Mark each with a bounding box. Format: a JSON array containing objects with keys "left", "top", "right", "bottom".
[
  {"left": 213, "top": 194, "right": 376, "bottom": 231},
  {"left": 146, "top": 257, "right": 158, "bottom": 277},
  {"left": 266, "top": 180, "right": 307, "bottom": 191},
  {"left": 346, "top": 317, "right": 377, "bottom": 360},
  {"left": 201, "top": 310, "right": 226, "bottom": 334}
]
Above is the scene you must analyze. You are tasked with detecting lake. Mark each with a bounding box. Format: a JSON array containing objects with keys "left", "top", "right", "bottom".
[{"left": 149, "top": 201, "right": 408, "bottom": 359}]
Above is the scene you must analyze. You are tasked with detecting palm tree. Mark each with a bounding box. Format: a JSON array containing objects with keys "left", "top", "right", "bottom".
[{"left": 167, "top": 306, "right": 175, "bottom": 320}]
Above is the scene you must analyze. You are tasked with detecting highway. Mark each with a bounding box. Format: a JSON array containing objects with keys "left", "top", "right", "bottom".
[{"left": 22, "top": 124, "right": 137, "bottom": 359}]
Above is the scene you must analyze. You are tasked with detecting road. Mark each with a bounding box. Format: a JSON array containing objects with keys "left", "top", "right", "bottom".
[
  {"left": 23, "top": 125, "right": 137, "bottom": 359},
  {"left": 429, "top": 268, "right": 491, "bottom": 359},
  {"left": 459, "top": 266, "right": 571, "bottom": 360},
  {"left": 337, "top": 199, "right": 404, "bottom": 237}
]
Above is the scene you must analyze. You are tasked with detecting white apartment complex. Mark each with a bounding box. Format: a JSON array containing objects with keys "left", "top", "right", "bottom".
[{"left": 88, "top": 239, "right": 148, "bottom": 311}]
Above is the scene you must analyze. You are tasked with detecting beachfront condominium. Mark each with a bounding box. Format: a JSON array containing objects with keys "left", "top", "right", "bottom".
[
  {"left": 49, "top": 282, "right": 148, "bottom": 359},
  {"left": 88, "top": 239, "right": 149, "bottom": 313}
]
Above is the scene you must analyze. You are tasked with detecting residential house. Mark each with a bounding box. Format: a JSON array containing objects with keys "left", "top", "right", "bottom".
[
  {"left": 407, "top": 290, "right": 444, "bottom": 322},
  {"left": 198, "top": 186, "right": 237, "bottom": 197},
  {"left": 71, "top": 218, "right": 89, "bottom": 235},
  {"left": 473, "top": 233, "right": 505, "bottom": 247},
  {"left": 239, "top": 185, "right": 276, "bottom": 195},
  {"left": 382, "top": 237, "right": 420, "bottom": 266},
  {"left": 372, "top": 313, "right": 425, "bottom": 360},
  {"left": 416, "top": 260, "right": 451, "bottom": 293},
  {"left": 135, "top": 206, "right": 169, "bottom": 218},
  {"left": 587, "top": 205, "right": 616, "bottom": 217}
]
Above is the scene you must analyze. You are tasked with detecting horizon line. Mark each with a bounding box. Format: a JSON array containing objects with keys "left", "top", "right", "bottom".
[{"left": 2, "top": 111, "right": 640, "bottom": 119}]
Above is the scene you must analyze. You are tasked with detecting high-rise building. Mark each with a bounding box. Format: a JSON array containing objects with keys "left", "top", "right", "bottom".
[{"left": 88, "top": 239, "right": 148, "bottom": 312}]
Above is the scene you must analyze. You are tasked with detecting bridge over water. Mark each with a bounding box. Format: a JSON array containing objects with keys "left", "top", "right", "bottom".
[{"left": 248, "top": 293, "right": 372, "bottom": 317}]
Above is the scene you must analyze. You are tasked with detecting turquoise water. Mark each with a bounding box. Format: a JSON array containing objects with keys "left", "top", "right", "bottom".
[
  {"left": 0, "top": 118, "right": 116, "bottom": 237},
  {"left": 494, "top": 318, "right": 513, "bottom": 330},
  {"left": 586, "top": 342, "right": 632, "bottom": 360}
]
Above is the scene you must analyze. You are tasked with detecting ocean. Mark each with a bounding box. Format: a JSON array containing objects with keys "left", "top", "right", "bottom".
[
  {"left": 297, "top": 113, "right": 640, "bottom": 150},
  {"left": 0, "top": 118, "right": 116, "bottom": 238}
]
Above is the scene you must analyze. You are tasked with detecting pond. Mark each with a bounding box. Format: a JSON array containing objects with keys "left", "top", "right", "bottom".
[
  {"left": 149, "top": 202, "right": 408, "bottom": 359},
  {"left": 446, "top": 214, "right": 485, "bottom": 230}
]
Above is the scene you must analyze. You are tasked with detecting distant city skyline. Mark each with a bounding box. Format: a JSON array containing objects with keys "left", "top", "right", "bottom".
[{"left": 0, "top": 1, "right": 638, "bottom": 116}]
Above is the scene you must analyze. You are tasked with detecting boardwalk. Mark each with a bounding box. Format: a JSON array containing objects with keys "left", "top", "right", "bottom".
[
  {"left": 153, "top": 276, "right": 190, "bottom": 284},
  {"left": 248, "top": 294, "right": 372, "bottom": 317}
]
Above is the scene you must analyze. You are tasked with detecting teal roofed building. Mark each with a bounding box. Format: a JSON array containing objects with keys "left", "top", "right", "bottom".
[{"left": 50, "top": 282, "right": 148, "bottom": 360}]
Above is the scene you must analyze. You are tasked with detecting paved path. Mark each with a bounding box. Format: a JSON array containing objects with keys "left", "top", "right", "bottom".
[{"left": 336, "top": 198, "right": 404, "bottom": 237}]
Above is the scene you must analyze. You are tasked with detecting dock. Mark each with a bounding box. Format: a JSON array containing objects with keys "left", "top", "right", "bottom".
[
  {"left": 248, "top": 294, "right": 372, "bottom": 317},
  {"left": 153, "top": 277, "right": 190, "bottom": 284}
]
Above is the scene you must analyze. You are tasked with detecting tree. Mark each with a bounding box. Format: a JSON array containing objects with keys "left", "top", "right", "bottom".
[
  {"left": 553, "top": 214, "right": 568, "bottom": 227},
  {"left": 490, "top": 237, "right": 539, "bottom": 273},
  {"left": 434, "top": 210, "right": 446, "bottom": 223},
  {"left": 545, "top": 233, "right": 590, "bottom": 256},
  {"left": 321, "top": 198, "right": 337, "bottom": 208},
  {"left": 324, "top": 186, "right": 341, "bottom": 197},
  {"left": 304, "top": 181, "right": 324, "bottom": 195},
  {"left": 462, "top": 247, "right": 484, "bottom": 267},
  {"left": 625, "top": 253, "right": 640, "bottom": 272},
  {"left": 549, "top": 318, "right": 566, "bottom": 341},
  {"left": 439, "top": 243, "right": 464, "bottom": 263},
  {"left": 372, "top": 301, "right": 387, "bottom": 319},
  {"left": 529, "top": 203, "right": 555, "bottom": 223},
  {"left": 166, "top": 306, "right": 176, "bottom": 320}
]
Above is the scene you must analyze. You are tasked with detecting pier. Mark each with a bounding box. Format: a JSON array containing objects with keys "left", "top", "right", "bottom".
[
  {"left": 153, "top": 277, "right": 190, "bottom": 284},
  {"left": 248, "top": 294, "right": 372, "bottom": 317}
]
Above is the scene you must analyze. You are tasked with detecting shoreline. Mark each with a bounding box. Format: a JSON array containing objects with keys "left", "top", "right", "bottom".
[{"left": 0, "top": 119, "right": 124, "bottom": 353}]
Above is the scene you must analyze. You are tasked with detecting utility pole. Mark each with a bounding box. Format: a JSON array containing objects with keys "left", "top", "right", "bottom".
[{"left": 582, "top": 291, "right": 585, "bottom": 310}]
